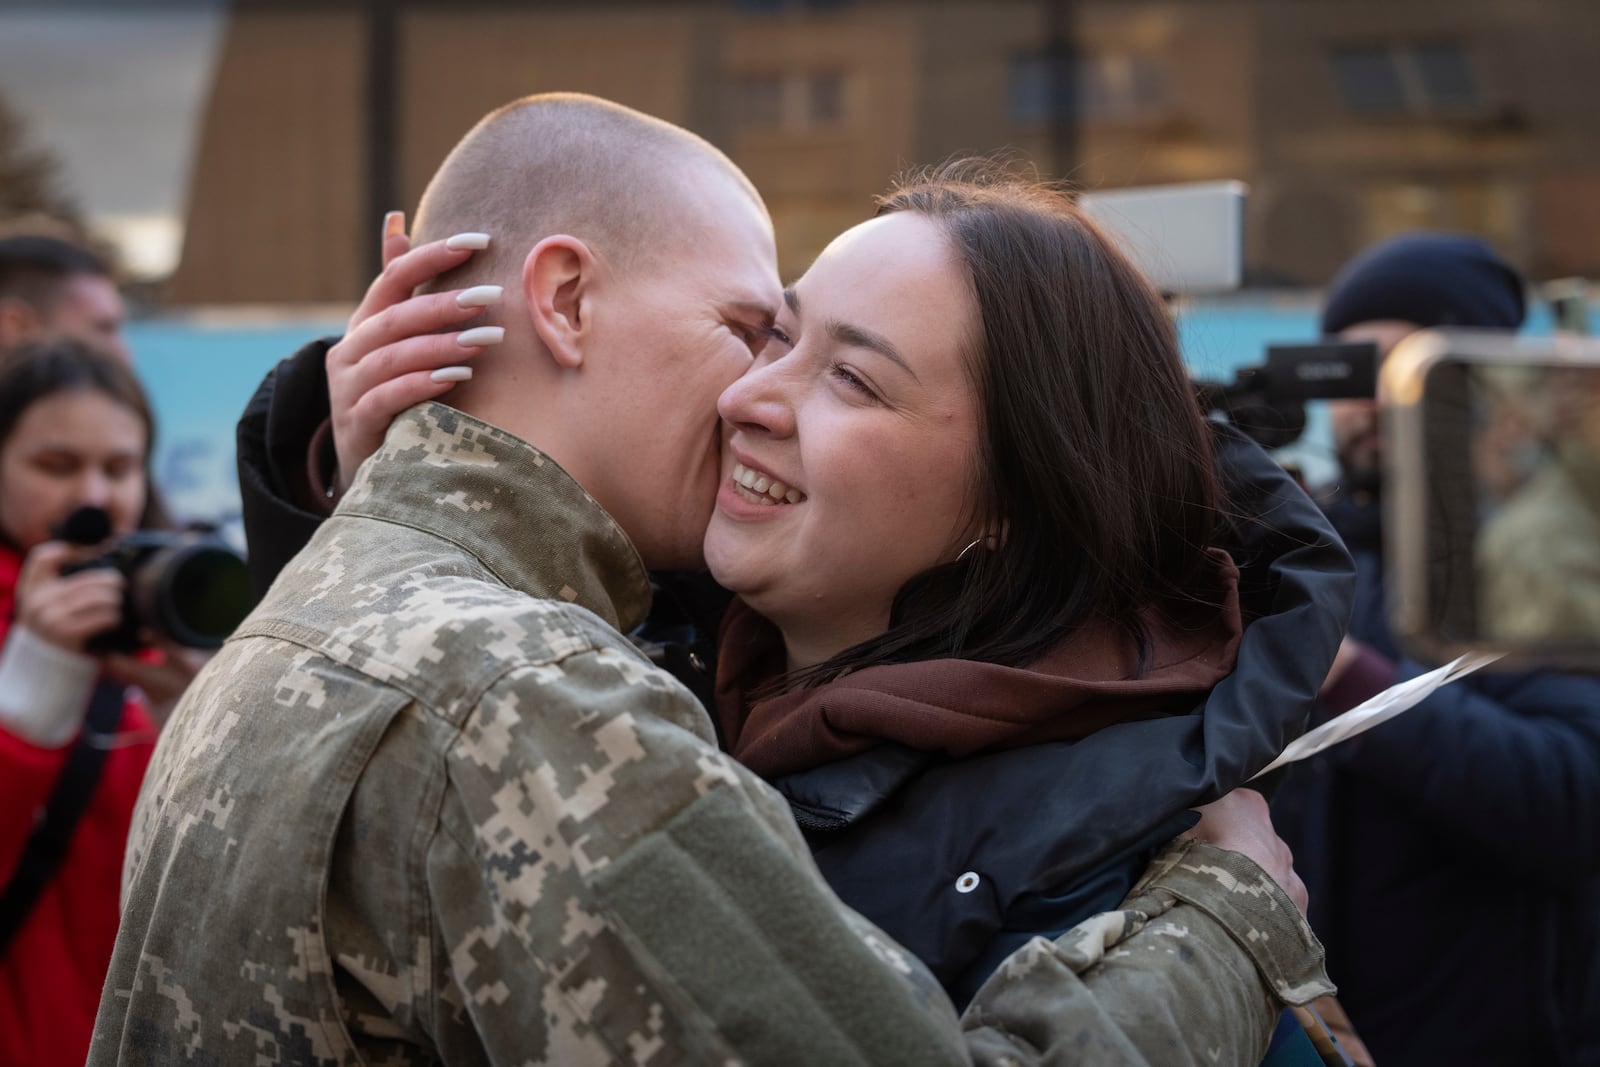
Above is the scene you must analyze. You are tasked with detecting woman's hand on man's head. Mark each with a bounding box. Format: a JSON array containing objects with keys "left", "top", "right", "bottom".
[{"left": 326, "top": 213, "right": 504, "bottom": 494}]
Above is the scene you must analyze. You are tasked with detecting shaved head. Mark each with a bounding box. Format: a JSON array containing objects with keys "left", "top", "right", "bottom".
[
  {"left": 413, "top": 93, "right": 764, "bottom": 286},
  {"left": 400, "top": 93, "right": 782, "bottom": 571}
]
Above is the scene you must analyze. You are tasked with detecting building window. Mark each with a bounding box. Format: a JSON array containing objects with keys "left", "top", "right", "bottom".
[
  {"left": 809, "top": 71, "right": 844, "bottom": 124},
  {"left": 1331, "top": 42, "right": 1481, "bottom": 116},
  {"left": 733, "top": 72, "right": 847, "bottom": 131},
  {"left": 736, "top": 0, "right": 852, "bottom": 13},
  {"left": 1412, "top": 44, "right": 1479, "bottom": 108},
  {"left": 1010, "top": 54, "right": 1067, "bottom": 124},
  {"left": 1010, "top": 52, "right": 1167, "bottom": 124}
]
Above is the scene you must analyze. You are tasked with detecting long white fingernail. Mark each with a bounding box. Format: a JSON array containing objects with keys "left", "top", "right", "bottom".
[
  {"left": 456, "top": 285, "right": 503, "bottom": 308},
  {"left": 431, "top": 366, "right": 473, "bottom": 383},
  {"left": 446, "top": 232, "right": 490, "bottom": 251},
  {"left": 457, "top": 326, "right": 504, "bottom": 347}
]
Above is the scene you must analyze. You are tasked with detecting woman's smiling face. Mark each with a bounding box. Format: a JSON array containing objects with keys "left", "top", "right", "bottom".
[{"left": 702, "top": 211, "right": 986, "bottom": 670}]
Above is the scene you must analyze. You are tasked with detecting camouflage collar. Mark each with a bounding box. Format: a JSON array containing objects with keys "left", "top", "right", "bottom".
[{"left": 337, "top": 402, "right": 653, "bottom": 632}]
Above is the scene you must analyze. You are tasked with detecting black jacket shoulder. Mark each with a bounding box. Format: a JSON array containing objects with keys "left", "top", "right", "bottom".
[{"left": 236, "top": 337, "right": 338, "bottom": 600}]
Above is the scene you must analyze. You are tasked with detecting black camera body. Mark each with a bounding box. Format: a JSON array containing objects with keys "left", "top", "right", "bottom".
[{"left": 55, "top": 508, "right": 251, "bottom": 654}]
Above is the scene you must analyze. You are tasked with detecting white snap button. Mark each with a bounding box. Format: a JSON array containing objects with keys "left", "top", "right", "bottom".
[{"left": 955, "top": 871, "right": 981, "bottom": 894}]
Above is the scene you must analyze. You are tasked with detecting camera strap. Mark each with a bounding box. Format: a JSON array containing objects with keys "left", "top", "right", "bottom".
[{"left": 0, "top": 679, "right": 126, "bottom": 958}]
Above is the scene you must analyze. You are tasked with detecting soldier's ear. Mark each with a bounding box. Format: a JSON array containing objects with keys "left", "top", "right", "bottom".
[{"left": 522, "top": 235, "right": 596, "bottom": 370}]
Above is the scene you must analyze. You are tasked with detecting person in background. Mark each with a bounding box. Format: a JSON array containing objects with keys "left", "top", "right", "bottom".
[
  {"left": 0, "top": 341, "right": 166, "bottom": 1067},
  {"left": 0, "top": 235, "right": 131, "bottom": 363},
  {"left": 1273, "top": 232, "right": 1600, "bottom": 1066}
]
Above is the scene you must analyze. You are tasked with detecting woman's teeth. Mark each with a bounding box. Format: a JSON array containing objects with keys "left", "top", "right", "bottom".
[{"left": 733, "top": 462, "right": 805, "bottom": 505}]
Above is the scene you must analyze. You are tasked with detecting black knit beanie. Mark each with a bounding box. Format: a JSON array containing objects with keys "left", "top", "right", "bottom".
[{"left": 1320, "top": 232, "right": 1526, "bottom": 336}]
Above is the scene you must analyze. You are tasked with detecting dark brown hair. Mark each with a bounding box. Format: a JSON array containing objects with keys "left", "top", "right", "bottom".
[
  {"left": 0, "top": 234, "right": 112, "bottom": 311},
  {"left": 793, "top": 161, "right": 1222, "bottom": 684},
  {"left": 0, "top": 339, "right": 156, "bottom": 544}
]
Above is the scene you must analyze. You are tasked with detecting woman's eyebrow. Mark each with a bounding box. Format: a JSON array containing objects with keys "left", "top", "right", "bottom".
[
  {"left": 826, "top": 320, "right": 917, "bottom": 381},
  {"left": 784, "top": 287, "right": 918, "bottom": 381}
]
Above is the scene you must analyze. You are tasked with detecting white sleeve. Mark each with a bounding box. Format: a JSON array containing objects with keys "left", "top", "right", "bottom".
[{"left": 0, "top": 625, "right": 99, "bottom": 748}]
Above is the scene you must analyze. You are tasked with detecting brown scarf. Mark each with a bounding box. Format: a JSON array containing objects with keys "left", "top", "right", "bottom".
[{"left": 716, "top": 550, "right": 1244, "bottom": 780}]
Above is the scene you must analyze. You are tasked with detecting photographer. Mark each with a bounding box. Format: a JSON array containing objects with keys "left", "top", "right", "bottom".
[
  {"left": 0, "top": 341, "right": 195, "bottom": 1067},
  {"left": 1272, "top": 234, "right": 1600, "bottom": 1066}
]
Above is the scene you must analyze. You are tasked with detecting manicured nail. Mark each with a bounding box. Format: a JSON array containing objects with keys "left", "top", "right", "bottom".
[
  {"left": 456, "top": 285, "right": 503, "bottom": 308},
  {"left": 383, "top": 211, "right": 406, "bottom": 240},
  {"left": 446, "top": 232, "right": 490, "bottom": 251},
  {"left": 456, "top": 326, "right": 504, "bottom": 347},
  {"left": 430, "top": 366, "right": 473, "bottom": 383}
]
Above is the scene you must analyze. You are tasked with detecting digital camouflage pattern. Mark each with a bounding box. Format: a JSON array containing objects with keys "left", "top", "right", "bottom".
[{"left": 89, "top": 403, "right": 1332, "bottom": 1066}]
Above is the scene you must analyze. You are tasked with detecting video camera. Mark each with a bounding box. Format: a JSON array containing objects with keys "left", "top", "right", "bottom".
[
  {"left": 54, "top": 505, "right": 252, "bottom": 654},
  {"left": 1195, "top": 340, "right": 1379, "bottom": 451}
]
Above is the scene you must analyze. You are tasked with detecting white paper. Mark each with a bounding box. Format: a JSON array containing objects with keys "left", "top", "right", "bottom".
[{"left": 1250, "top": 651, "right": 1503, "bottom": 780}]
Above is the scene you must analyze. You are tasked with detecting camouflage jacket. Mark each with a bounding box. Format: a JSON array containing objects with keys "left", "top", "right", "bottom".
[{"left": 91, "top": 403, "right": 1332, "bottom": 1066}]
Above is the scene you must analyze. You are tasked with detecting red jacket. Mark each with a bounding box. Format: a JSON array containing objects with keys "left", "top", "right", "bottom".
[{"left": 0, "top": 543, "right": 155, "bottom": 1067}]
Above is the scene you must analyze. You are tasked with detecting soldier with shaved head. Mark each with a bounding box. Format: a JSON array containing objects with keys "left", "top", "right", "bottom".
[{"left": 92, "top": 95, "right": 1329, "bottom": 1066}]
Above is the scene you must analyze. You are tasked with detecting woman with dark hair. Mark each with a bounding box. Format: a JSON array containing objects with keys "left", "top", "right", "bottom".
[
  {"left": 704, "top": 166, "right": 1268, "bottom": 995},
  {"left": 239, "top": 163, "right": 1352, "bottom": 1056},
  {"left": 0, "top": 341, "right": 167, "bottom": 1067}
]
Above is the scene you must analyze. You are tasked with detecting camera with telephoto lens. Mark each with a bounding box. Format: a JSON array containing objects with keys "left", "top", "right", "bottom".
[{"left": 53, "top": 505, "right": 252, "bottom": 654}]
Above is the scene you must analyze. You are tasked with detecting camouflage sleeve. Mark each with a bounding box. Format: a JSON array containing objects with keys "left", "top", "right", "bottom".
[
  {"left": 960, "top": 838, "right": 1334, "bottom": 1067},
  {"left": 425, "top": 646, "right": 975, "bottom": 1066}
]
